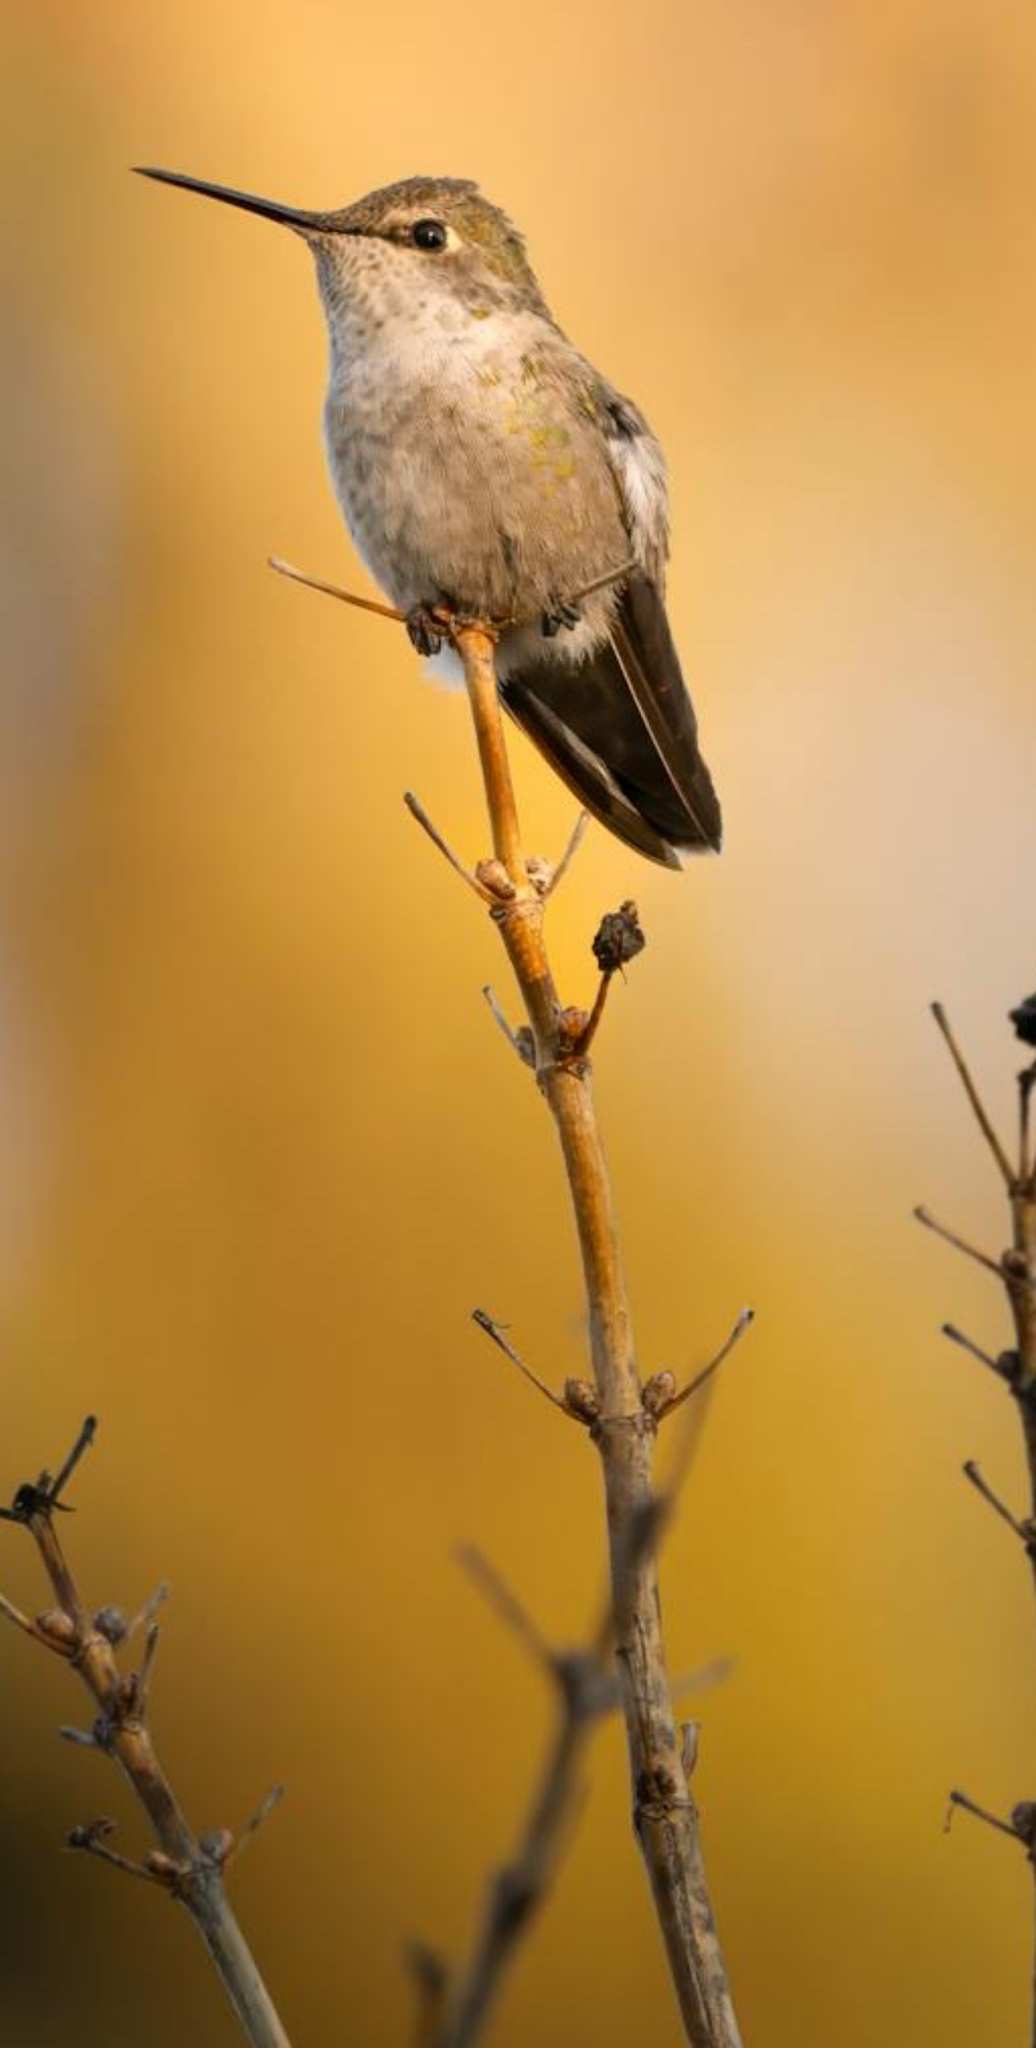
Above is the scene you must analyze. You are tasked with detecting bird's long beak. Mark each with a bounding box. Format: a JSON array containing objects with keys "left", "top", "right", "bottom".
[{"left": 134, "top": 167, "right": 348, "bottom": 236}]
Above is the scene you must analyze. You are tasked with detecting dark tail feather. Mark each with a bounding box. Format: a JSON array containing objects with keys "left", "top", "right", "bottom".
[{"left": 500, "top": 572, "right": 722, "bottom": 868}]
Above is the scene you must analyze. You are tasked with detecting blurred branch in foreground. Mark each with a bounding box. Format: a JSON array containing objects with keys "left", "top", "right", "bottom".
[
  {"left": 0, "top": 1418, "right": 291, "bottom": 2048},
  {"left": 917, "top": 992, "right": 1036, "bottom": 2043},
  {"left": 408, "top": 1304, "right": 748, "bottom": 2048}
]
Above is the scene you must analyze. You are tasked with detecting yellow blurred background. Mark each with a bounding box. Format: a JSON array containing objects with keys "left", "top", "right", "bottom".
[{"left": 2, "top": 0, "right": 1035, "bottom": 2041}]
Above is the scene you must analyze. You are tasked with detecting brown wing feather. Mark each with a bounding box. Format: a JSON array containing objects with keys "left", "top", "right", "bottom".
[{"left": 499, "top": 573, "right": 721, "bottom": 866}]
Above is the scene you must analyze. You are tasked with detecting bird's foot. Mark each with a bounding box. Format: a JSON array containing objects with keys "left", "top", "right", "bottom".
[
  {"left": 406, "top": 602, "right": 453, "bottom": 658},
  {"left": 541, "top": 602, "right": 582, "bottom": 639}
]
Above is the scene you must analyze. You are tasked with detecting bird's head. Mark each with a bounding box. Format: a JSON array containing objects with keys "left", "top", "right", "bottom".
[{"left": 135, "top": 169, "right": 551, "bottom": 325}]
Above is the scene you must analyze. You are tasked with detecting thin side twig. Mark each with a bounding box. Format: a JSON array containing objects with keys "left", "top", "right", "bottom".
[
  {"left": 654, "top": 1309, "right": 756, "bottom": 1423},
  {"left": 544, "top": 811, "right": 590, "bottom": 899},
  {"left": 404, "top": 792, "right": 494, "bottom": 902},
  {"left": 962, "top": 1460, "right": 1034, "bottom": 1547},
  {"left": 941, "top": 1323, "right": 1016, "bottom": 1383},
  {"left": 913, "top": 1205, "right": 1002, "bottom": 1277},
  {"left": 946, "top": 1790, "right": 1027, "bottom": 1845},
  {"left": 931, "top": 1003, "right": 1016, "bottom": 1188},
  {"left": 470, "top": 1310, "right": 573, "bottom": 1418}
]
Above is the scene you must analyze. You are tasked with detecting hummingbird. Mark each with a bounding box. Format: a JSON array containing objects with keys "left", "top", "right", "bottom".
[{"left": 137, "top": 169, "right": 722, "bottom": 867}]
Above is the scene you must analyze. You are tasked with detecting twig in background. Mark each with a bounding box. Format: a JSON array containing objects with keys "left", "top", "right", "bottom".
[
  {"left": 918, "top": 990, "right": 1036, "bottom": 2043},
  {"left": 0, "top": 1418, "right": 291, "bottom": 2048}
]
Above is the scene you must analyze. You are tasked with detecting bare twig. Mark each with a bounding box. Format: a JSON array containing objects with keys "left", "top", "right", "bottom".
[
  {"left": 654, "top": 1309, "right": 756, "bottom": 1423},
  {"left": 0, "top": 1421, "right": 292, "bottom": 2048},
  {"left": 404, "top": 792, "right": 494, "bottom": 902},
  {"left": 224, "top": 1785, "right": 286, "bottom": 1870},
  {"left": 572, "top": 971, "right": 613, "bottom": 1061},
  {"left": 913, "top": 1205, "right": 1002, "bottom": 1276},
  {"left": 268, "top": 554, "right": 636, "bottom": 635},
  {"left": 962, "top": 1460, "right": 1035, "bottom": 1547},
  {"left": 470, "top": 1310, "right": 573, "bottom": 1418},
  {"left": 945, "top": 1789, "right": 1027, "bottom": 1844},
  {"left": 481, "top": 987, "right": 535, "bottom": 1068},
  {"left": 125, "top": 1579, "right": 171, "bottom": 1643},
  {"left": 269, "top": 554, "right": 405, "bottom": 623},
  {"left": 66, "top": 1815, "right": 171, "bottom": 1886},
  {"left": 941, "top": 1323, "right": 1016, "bottom": 1382},
  {"left": 931, "top": 1003, "right": 1016, "bottom": 1188},
  {"left": 0, "top": 1590, "right": 66, "bottom": 1652},
  {"left": 544, "top": 811, "right": 590, "bottom": 899}
]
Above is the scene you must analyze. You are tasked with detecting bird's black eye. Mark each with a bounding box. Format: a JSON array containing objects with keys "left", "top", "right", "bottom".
[{"left": 411, "top": 218, "right": 448, "bottom": 251}]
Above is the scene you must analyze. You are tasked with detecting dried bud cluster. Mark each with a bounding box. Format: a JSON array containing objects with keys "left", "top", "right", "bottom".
[{"left": 592, "top": 901, "right": 645, "bottom": 975}]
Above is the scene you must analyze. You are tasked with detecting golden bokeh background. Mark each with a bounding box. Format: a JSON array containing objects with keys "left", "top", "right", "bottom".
[{"left": 2, "top": 1, "right": 1036, "bottom": 2041}]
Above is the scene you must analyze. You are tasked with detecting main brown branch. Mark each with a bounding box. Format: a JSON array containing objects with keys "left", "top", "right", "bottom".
[{"left": 439, "top": 620, "right": 742, "bottom": 2047}]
